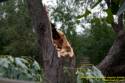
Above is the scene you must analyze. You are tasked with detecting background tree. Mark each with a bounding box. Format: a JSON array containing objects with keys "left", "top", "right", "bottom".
[
  {"left": 0, "top": 0, "right": 38, "bottom": 58},
  {"left": 98, "top": 0, "right": 125, "bottom": 76}
]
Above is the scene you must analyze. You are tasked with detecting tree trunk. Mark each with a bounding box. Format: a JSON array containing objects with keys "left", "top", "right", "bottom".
[
  {"left": 26, "top": 0, "right": 64, "bottom": 83},
  {"left": 98, "top": 14, "right": 125, "bottom": 76},
  {"left": 98, "top": 30, "right": 125, "bottom": 76}
]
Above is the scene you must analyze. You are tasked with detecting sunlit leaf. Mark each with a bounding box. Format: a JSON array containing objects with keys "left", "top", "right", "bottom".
[
  {"left": 15, "top": 58, "right": 28, "bottom": 69},
  {"left": 91, "top": 0, "right": 102, "bottom": 9},
  {"left": 0, "top": 56, "right": 42, "bottom": 81},
  {"left": 76, "top": 66, "right": 105, "bottom": 83},
  {"left": 77, "top": 9, "right": 91, "bottom": 19}
]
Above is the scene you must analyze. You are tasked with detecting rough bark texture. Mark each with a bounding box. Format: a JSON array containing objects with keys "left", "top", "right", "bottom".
[
  {"left": 98, "top": 13, "right": 125, "bottom": 76},
  {"left": 98, "top": 30, "right": 125, "bottom": 76},
  {"left": 63, "top": 57, "right": 76, "bottom": 83},
  {"left": 26, "top": 0, "right": 64, "bottom": 83}
]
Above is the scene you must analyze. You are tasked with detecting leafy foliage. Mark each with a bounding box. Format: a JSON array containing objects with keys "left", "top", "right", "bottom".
[
  {"left": 0, "top": 56, "right": 43, "bottom": 81},
  {"left": 0, "top": 0, "right": 38, "bottom": 57},
  {"left": 77, "top": 9, "right": 91, "bottom": 19},
  {"left": 76, "top": 65, "right": 105, "bottom": 83},
  {"left": 75, "top": 19, "right": 116, "bottom": 64}
]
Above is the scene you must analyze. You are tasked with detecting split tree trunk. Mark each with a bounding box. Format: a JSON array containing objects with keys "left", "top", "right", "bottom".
[
  {"left": 26, "top": 0, "right": 64, "bottom": 83},
  {"left": 98, "top": 14, "right": 125, "bottom": 76}
]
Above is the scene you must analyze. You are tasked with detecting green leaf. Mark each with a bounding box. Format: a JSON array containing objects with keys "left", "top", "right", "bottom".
[
  {"left": 91, "top": 0, "right": 102, "bottom": 9},
  {"left": 105, "top": 8, "right": 113, "bottom": 24},
  {"left": 77, "top": 9, "right": 91, "bottom": 19},
  {"left": 76, "top": 66, "right": 105, "bottom": 83},
  {"left": 91, "top": 18, "right": 100, "bottom": 24},
  {"left": 117, "top": 1, "right": 125, "bottom": 16},
  {"left": 0, "top": 56, "right": 42, "bottom": 81}
]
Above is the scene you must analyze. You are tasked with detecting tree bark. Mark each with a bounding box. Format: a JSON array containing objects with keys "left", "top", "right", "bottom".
[
  {"left": 26, "top": 0, "right": 64, "bottom": 83},
  {"left": 98, "top": 13, "right": 125, "bottom": 76}
]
